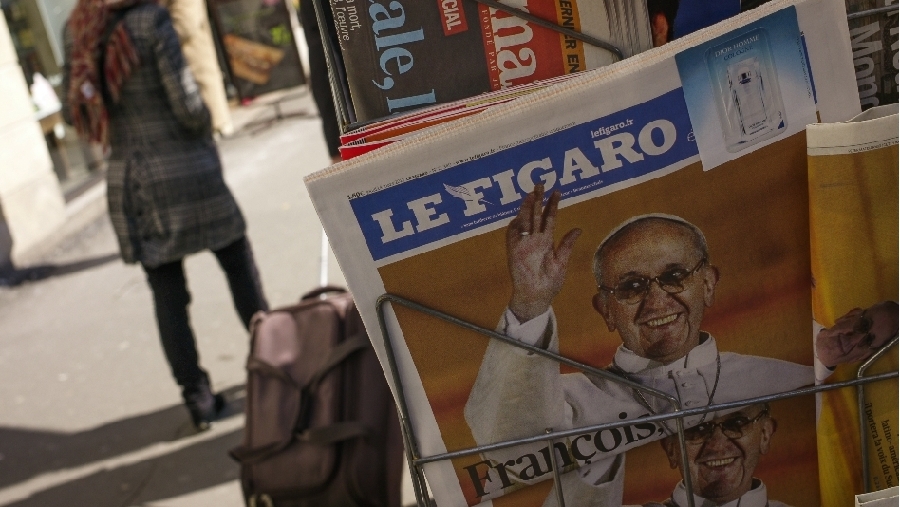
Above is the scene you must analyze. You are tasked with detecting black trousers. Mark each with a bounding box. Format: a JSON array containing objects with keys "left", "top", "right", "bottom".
[{"left": 142, "top": 236, "right": 269, "bottom": 391}]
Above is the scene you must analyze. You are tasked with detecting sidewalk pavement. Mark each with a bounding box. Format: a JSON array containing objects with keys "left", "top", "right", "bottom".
[{"left": 0, "top": 89, "right": 415, "bottom": 507}]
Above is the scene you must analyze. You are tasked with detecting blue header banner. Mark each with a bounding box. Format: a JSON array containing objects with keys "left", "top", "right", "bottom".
[{"left": 350, "top": 88, "right": 698, "bottom": 262}]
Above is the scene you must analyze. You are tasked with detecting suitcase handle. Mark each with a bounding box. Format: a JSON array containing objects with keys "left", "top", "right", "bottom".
[
  {"left": 300, "top": 285, "right": 347, "bottom": 301},
  {"left": 246, "top": 335, "right": 370, "bottom": 392}
]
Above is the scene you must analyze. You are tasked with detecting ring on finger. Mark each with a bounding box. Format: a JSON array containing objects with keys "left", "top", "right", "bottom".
[{"left": 520, "top": 231, "right": 531, "bottom": 236}]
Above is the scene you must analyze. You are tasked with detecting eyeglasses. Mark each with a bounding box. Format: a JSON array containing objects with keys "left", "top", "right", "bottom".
[
  {"left": 599, "top": 258, "right": 707, "bottom": 305},
  {"left": 853, "top": 311, "right": 879, "bottom": 350},
  {"left": 683, "top": 409, "right": 769, "bottom": 443}
]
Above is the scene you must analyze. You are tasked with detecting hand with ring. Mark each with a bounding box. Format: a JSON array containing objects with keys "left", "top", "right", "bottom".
[{"left": 506, "top": 184, "right": 582, "bottom": 323}]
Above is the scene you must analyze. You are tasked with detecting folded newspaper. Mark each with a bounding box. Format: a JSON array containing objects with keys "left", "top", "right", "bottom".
[
  {"left": 807, "top": 104, "right": 899, "bottom": 507},
  {"left": 306, "top": 0, "right": 864, "bottom": 504}
]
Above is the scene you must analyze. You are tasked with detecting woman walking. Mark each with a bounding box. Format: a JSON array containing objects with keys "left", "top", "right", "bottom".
[{"left": 63, "top": 0, "right": 268, "bottom": 431}]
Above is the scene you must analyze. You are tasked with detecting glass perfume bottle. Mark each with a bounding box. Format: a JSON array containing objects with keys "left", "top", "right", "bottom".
[{"left": 728, "top": 57, "right": 769, "bottom": 137}]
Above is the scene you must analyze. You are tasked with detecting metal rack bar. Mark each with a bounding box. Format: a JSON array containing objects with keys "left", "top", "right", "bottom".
[
  {"left": 373, "top": 294, "right": 431, "bottom": 507},
  {"left": 546, "top": 428, "right": 567, "bottom": 507},
  {"left": 847, "top": 4, "right": 899, "bottom": 20},
  {"left": 411, "top": 371, "right": 897, "bottom": 463},
  {"left": 375, "top": 293, "right": 899, "bottom": 507},
  {"left": 857, "top": 335, "right": 899, "bottom": 492},
  {"left": 472, "top": 0, "right": 624, "bottom": 59}
]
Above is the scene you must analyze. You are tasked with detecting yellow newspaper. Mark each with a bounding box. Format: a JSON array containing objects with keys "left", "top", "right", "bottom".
[{"left": 808, "top": 104, "right": 899, "bottom": 507}]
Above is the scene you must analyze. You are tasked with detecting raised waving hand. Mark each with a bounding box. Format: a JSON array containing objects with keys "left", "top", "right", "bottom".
[{"left": 507, "top": 185, "right": 582, "bottom": 323}]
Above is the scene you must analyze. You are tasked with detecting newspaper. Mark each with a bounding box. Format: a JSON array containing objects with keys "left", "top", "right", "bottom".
[
  {"left": 807, "top": 104, "right": 899, "bottom": 507},
  {"left": 338, "top": 79, "right": 563, "bottom": 159},
  {"left": 844, "top": 0, "right": 899, "bottom": 110},
  {"left": 305, "top": 0, "right": 862, "bottom": 504},
  {"left": 856, "top": 486, "right": 900, "bottom": 507}
]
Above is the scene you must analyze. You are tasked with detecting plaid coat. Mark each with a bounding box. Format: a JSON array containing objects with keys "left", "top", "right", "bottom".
[{"left": 65, "top": 4, "right": 245, "bottom": 267}]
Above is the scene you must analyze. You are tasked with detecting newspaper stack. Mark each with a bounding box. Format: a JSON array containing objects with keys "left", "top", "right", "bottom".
[
  {"left": 328, "top": 0, "right": 656, "bottom": 122},
  {"left": 328, "top": 0, "right": 764, "bottom": 150},
  {"left": 305, "top": 0, "right": 872, "bottom": 503}
]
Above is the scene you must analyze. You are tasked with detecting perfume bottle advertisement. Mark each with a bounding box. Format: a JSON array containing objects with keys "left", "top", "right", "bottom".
[
  {"left": 711, "top": 28, "right": 790, "bottom": 153},
  {"left": 674, "top": 7, "right": 816, "bottom": 170}
]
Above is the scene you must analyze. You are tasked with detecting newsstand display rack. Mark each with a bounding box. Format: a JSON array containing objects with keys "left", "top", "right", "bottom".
[{"left": 305, "top": 0, "right": 900, "bottom": 504}]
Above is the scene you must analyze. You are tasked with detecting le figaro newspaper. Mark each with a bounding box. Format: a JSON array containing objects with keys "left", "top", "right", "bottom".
[{"left": 305, "top": 0, "right": 862, "bottom": 504}]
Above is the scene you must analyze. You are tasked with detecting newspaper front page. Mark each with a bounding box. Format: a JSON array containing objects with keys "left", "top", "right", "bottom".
[
  {"left": 807, "top": 104, "right": 899, "bottom": 507},
  {"left": 306, "top": 0, "right": 860, "bottom": 504}
]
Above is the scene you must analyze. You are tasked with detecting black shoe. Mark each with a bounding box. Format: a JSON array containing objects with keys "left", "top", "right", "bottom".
[
  {"left": 183, "top": 381, "right": 223, "bottom": 432},
  {"left": 213, "top": 392, "right": 228, "bottom": 421}
]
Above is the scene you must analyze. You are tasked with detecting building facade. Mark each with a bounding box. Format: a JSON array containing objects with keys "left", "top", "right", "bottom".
[{"left": 0, "top": 5, "right": 66, "bottom": 270}]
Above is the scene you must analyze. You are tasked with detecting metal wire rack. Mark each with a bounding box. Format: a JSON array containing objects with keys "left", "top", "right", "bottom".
[{"left": 375, "top": 293, "right": 899, "bottom": 507}]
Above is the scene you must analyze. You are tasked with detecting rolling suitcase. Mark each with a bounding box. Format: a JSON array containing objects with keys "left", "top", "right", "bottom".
[{"left": 230, "top": 286, "right": 404, "bottom": 507}]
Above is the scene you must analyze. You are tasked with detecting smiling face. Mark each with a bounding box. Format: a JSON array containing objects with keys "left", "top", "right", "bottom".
[
  {"left": 663, "top": 405, "right": 776, "bottom": 505},
  {"left": 593, "top": 219, "right": 718, "bottom": 364}
]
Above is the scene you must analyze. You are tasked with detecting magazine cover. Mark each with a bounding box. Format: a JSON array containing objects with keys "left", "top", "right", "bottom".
[
  {"left": 807, "top": 104, "right": 899, "bottom": 507},
  {"left": 305, "top": 0, "right": 861, "bottom": 505}
]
